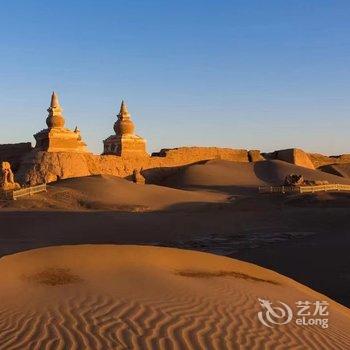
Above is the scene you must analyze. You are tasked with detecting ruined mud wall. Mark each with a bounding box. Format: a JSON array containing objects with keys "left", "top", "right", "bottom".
[
  {"left": 17, "top": 147, "right": 249, "bottom": 185},
  {"left": 308, "top": 153, "right": 350, "bottom": 168},
  {"left": 152, "top": 147, "right": 248, "bottom": 163},
  {"left": 0, "top": 143, "right": 32, "bottom": 172},
  {"left": 308, "top": 153, "right": 335, "bottom": 168},
  {"left": 275, "top": 148, "right": 315, "bottom": 170},
  {"left": 263, "top": 148, "right": 315, "bottom": 170}
]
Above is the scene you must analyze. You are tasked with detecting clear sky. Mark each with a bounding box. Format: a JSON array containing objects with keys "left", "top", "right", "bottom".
[{"left": 0, "top": 0, "right": 349, "bottom": 155}]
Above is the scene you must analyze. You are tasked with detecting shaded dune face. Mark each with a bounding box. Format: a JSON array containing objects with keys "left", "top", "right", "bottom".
[
  {"left": 0, "top": 245, "right": 349, "bottom": 349},
  {"left": 320, "top": 163, "right": 350, "bottom": 178},
  {"left": 161, "top": 159, "right": 350, "bottom": 193}
]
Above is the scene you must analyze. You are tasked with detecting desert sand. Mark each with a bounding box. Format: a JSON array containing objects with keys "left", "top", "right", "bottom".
[
  {"left": 160, "top": 159, "right": 350, "bottom": 191},
  {"left": 3, "top": 159, "right": 350, "bottom": 211},
  {"left": 0, "top": 174, "right": 228, "bottom": 211},
  {"left": 1, "top": 159, "right": 350, "bottom": 310},
  {"left": 0, "top": 244, "right": 349, "bottom": 349},
  {"left": 320, "top": 163, "right": 350, "bottom": 179},
  {"left": 1, "top": 158, "right": 350, "bottom": 349}
]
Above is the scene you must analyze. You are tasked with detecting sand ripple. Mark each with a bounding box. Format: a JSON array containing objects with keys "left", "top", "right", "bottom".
[{"left": 0, "top": 245, "right": 349, "bottom": 349}]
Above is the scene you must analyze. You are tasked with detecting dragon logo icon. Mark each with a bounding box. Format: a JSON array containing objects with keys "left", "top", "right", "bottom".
[{"left": 258, "top": 298, "right": 293, "bottom": 327}]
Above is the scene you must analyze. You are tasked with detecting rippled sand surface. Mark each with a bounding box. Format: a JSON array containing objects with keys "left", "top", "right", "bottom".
[{"left": 0, "top": 245, "right": 349, "bottom": 349}]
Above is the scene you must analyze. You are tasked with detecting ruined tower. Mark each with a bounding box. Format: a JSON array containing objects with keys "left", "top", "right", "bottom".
[
  {"left": 103, "top": 101, "right": 147, "bottom": 157},
  {"left": 34, "top": 92, "right": 89, "bottom": 153}
]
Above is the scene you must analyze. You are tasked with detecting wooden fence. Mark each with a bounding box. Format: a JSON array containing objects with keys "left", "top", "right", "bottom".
[
  {"left": 5, "top": 184, "right": 47, "bottom": 200},
  {"left": 259, "top": 184, "right": 350, "bottom": 194}
]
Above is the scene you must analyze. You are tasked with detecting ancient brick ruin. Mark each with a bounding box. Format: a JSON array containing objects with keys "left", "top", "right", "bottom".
[
  {"left": 34, "top": 92, "right": 89, "bottom": 153},
  {"left": 103, "top": 101, "right": 147, "bottom": 157}
]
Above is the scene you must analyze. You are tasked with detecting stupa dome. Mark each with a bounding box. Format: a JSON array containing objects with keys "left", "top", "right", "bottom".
[
  {"left": 46, "top": 92, "right": 65, "bottom": 128},
  {"left": 103, "top": 99, "right": 147, "bottom": 156},
  {"left": 113, "top": 101, "right": 135, "bottom": 135}
]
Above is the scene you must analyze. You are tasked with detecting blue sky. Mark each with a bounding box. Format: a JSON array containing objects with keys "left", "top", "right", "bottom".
[{"left": 0, "top": 0, "right": 349, "bottom": 155}]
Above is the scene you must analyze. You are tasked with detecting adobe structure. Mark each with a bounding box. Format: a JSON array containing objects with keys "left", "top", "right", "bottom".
[
  {"left": 34, "top": 92, "right": 89, "bottom": 153},
  {"left": 103, "top": 101, "right": 147, "bottom": 157}
]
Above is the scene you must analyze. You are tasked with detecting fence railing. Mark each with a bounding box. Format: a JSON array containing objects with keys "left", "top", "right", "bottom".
[
  {"left": 5, "top": 184, "right": 47, "bottom": 200},
  {"left": 259, "top": 184, "right": 350, "bottom": 194}
]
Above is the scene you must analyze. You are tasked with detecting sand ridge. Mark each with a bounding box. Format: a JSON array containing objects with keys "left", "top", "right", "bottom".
[
  {"left": 320, "top": 162, "right": 350, "bottom": 179},
  {"left": 161, "top": 159, "right": 350, "bottom": 193},
  {"left": 4, "top": 159, "right": 350, "bottom": 211},
  {"left": 0, "top": 174, "right": 229, "bottom": 211},
  {"left": 0, "top": 245, "right": 349, "bottom": 349}
]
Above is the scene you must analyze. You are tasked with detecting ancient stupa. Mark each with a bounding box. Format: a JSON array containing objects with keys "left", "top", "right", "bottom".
[
  {"left": 34, "top": 92, "right": 89, "bottom": 153},
  {"left": 103, "top": 101, "right": 147, "bottom": 157}
]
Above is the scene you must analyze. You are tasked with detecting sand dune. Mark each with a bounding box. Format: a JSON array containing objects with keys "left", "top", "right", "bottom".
[
  {"left": 0, "top": 245, "right": 349, "bottom": 349},
  {"left": 161, "top": 159, "right": 350, "bottom": 193},
  {"left": 4, "top": 160, "right": 349, "bottom": 211},
  {"left": 161, "top": 160, "right": 266, "bottom": 189},
  {"left": 2, "top": 175, "right": 228, "bottom": 211},
  {"left": 254, "top": 160, "right": 350, "bottom": 184},
  {"left": 54, "top": 175, "right": 228, "bottom": 210},
  {"left": 319, "top": 163, "right": 350, "bottom": 179}
]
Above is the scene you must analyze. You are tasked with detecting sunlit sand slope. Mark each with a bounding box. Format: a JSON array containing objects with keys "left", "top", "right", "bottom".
[
  {"left": 0, "top": 245, "right": 349, "bottom": 349},
  {"left": 2, "top": 175, "right": 227, "bottom": 211}
]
